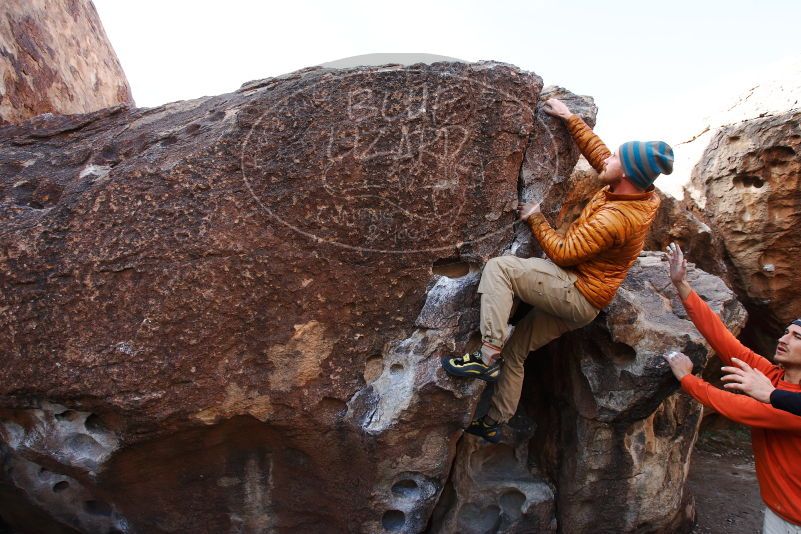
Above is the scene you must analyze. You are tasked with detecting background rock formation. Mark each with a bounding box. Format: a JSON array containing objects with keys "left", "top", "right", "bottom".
[
  {"left": 0, "top": 59, "right": 748, "bottom": 533},
  {"left": 0, "top": 0, "right": 133, "bottom": 125},
  {"left": 688, "top": 110, "right": 801, "bottom": 356}
]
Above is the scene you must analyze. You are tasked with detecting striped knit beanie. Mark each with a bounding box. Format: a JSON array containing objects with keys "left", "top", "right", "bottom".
[{"left": 619, "top": 141, "right": 674, "bottom": 190}]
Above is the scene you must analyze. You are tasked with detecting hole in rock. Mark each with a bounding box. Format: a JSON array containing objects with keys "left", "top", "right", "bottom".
[
  {"left": 763, "top": 145, "right": 796, "bottom": 161},
  {"left": 389, "top": 364, "right": 404, "bottom": 375},
  {"left": 499, "top": 489, "right": 526, "bottom": 519},
  {"left": 85, "top": 413, "right": 106, "bottom": 433},
  {"left": 381, "top": 510, "right": 405, "bottom": 532},
  {"left": 391, "top": 479, "right": 420, "bottom": 499},
  {"left": 207, "top": 110, "right": 226, "bottom": 122},
  {"left": 55, "top": 410, "right": 81, "bottom": 422},
  {"left": 364, "top": 355, "right": 384, "bottom": 384},
  {"left": 432, "top": 258, "right": 472, "bottom": 278},
  {"left": 733, "top": 174, "right": 765, "bottom": 189},
  {"left": 12, "top": 180, "right": 36, "bottom": 207},
  {"left": 53, "top": 481, "right": 69, "bottom": 493},
  {"left": 84, "top": 500, "right": 113, "bottom": 517},
  {"left": 98, "top": 144, "right": 119, "bottom": 164}
]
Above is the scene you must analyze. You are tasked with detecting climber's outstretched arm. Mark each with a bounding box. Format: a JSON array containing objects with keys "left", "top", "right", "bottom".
[{"left": 542, "top": 98, "right": 611, "bottom": 173}]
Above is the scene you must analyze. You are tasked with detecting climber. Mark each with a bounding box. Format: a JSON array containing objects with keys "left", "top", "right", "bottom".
[
  {"left": 721, "top": 357, "right": 801, "bottom": 417},
  {"left": 663, "top": 242, "right": 801, "bottom": 532},
  {"left": 442, "top": 97, "right": 674, "bottom": 443}
]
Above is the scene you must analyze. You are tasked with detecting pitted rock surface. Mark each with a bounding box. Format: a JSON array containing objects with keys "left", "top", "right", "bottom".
[{"left": 687, "top": 110, "right": 801, "bottom": 354}]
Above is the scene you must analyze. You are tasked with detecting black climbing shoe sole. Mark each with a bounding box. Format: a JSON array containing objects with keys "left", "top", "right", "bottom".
[{"left": 465, "top": 418, "right": 501, "bottom": 443}]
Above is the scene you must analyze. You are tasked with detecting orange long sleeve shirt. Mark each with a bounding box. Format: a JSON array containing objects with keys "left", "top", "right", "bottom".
[{"left": 680, "top": 290, "right": 801, "bottom": 525}]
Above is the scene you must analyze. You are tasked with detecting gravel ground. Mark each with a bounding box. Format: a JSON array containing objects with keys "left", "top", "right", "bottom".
[{"left": 688, "top": 421, "right": 763, "bottom": 534}]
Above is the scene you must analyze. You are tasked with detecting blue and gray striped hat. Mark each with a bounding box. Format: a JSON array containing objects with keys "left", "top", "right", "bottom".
[{"left": 619, "top": 141, "right": 674, "bottom": 190}]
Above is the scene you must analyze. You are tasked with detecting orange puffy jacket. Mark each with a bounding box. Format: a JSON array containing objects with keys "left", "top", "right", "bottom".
[{"left": 527, "top": 115, "right": 660, "bottom": 310}]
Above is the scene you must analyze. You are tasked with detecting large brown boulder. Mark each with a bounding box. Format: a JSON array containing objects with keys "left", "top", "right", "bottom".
[
  {"left": 0, "top": 61, "right": 747, "bottom": 533},
  {"left": 0, "top": 0, "right": 133, "bottom": 125},
  {"left": 687, "top": 110, "right": 801, "bottom": 355},
  {"left": 0, "top": 61, "right": 560, "bottom": 533}
]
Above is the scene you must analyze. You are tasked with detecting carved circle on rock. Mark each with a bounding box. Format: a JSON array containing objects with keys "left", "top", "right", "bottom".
[
  {"left": 381, "top": 510, "right": 405, "bottom": 532},
  {"left": 240, "top": 66, "right": 559, "bottom": 254}
]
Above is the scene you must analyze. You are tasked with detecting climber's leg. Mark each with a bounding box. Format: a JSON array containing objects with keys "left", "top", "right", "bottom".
[
  {"left": 485, "top": 303, "right": 595, "bottom": 425},
  {"left": 444, "top": 256, "right": 595, "bottom": 385}
]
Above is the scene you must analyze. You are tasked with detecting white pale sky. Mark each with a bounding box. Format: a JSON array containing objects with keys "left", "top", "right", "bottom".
[{"left": 94, "top": 0, "right": 801, "bottom": 196}]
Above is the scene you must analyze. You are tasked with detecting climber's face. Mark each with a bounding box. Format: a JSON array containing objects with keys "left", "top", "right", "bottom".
[
  {"left": 599, "top": 151, "right": 625, "bottom": 185},
  {"left": 775, "top": 323, "right": 801, "bottom": 368}
]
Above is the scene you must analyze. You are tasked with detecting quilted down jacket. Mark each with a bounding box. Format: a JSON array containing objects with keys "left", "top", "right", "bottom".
[{"left": 526, "top": 115, "right": 660, "bottom": 310}]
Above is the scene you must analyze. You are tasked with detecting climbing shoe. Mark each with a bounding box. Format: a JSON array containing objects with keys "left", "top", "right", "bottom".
[
  {"left": 465, "top": 417, "right": 501, "bottom": 444},
  {"left": 441, "top": 349, "right": 501, "bottom": 382}
]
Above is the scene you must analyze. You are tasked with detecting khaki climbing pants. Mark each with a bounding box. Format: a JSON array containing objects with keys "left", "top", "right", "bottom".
[{"left": 477, "top": 256, "right": 599, "bottom": 423}]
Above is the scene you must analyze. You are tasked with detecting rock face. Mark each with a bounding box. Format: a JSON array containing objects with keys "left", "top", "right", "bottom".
[
  {"left": 0, "top": 61, "right": 746, "bottom": 533},
  {"left": 688, "top": 110, "right": 801, "bottom": 355},
  {"left": 0, "top": 61, "right": 545, "bottom": 533},
  {"left": 0, "top": 0, "right": 133, "bottom": 125},
  {"left": 644, "top": 190, "right": 728, "bottom": 281},
  {"left": 430, "top": 254, "right": 746, "bottom": 534},
  {"left": 534, "top": 254, "right": 746, "bottom": 533}
]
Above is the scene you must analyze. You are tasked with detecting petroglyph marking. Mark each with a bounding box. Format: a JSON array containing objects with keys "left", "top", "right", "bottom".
[{"left": 240, "top": 67, "right": 556, "bottom": 253}]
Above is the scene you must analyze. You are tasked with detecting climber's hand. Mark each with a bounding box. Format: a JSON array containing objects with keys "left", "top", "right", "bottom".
[
  {"left": 666, "top": 242, "right": 687, "bottom": 284},
  {"left": 663, "top": 350, "right": 694, "bottom": 381},
  {"left": 517, "top": 201, "right": 540, "bottom": 221},
  {"left": 542, "top": 98, "right": 572, "bottom": 120},
  {"left": 666, "top": 242, "right": 692, "bottom": 300}
]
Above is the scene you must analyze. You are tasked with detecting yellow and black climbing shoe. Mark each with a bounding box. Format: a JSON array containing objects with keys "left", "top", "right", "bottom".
[
  {"left": 442, "top": 350, "right": 501, "bottom": 382},
  {"left": 465, "top": 417, "right": 501, "bottom": 443}
]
